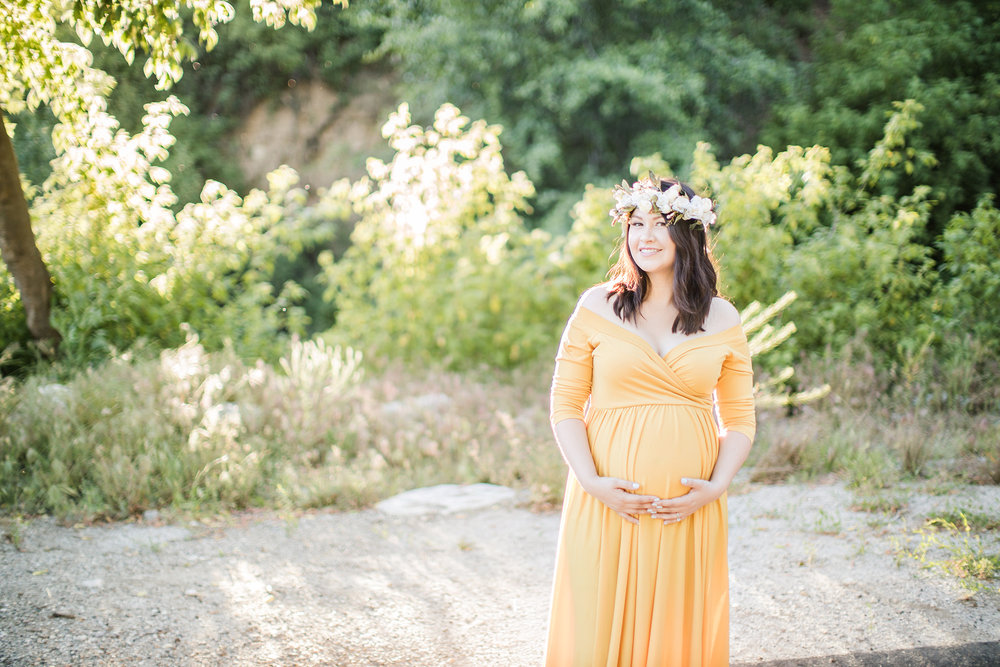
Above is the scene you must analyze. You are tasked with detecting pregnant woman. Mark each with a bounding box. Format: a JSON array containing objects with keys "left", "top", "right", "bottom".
[{"left": 546, "top": 175, "right": 756, "bottom": 666}]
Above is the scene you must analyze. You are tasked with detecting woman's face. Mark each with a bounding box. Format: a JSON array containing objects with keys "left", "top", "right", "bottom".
[{"left": 627, "top": 207, "right": 676, "bottom": 276}]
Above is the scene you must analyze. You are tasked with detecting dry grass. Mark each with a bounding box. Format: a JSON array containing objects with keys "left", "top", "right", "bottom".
[
  {"left": 0, "top": 336, "right": 563, "bottom": 521},
  {"left": 1, "top": 333, "right": 997, "bottom": 522},
  {"left": 747, "top": 343, "right": 1000, "bottom": 493}
]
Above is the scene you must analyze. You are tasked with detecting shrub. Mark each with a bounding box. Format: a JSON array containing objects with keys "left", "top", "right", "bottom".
[
  {"left": 3, "top": 97, "right": 339, "bottom": 367},
  {"left": 323, "top": 103, "right": 578, "bottom": 368},
  {"left": 937, "top": 195, "right": 1000, "bottom": 352}
]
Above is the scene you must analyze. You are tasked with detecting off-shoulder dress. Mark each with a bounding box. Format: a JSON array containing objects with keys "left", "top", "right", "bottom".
[{"left": 546, "top": 304, "right": 756, "bottom": 666}]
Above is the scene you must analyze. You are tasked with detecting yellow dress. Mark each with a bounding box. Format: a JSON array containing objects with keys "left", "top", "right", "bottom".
[{"left": 546, "top": 305, "right": 756, "bottom": 666}]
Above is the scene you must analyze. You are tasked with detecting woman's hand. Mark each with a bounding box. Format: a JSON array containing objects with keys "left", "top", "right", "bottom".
[
  {"left": 649, "top": 478, "right": 724, "bottom": 525},
  {"left": 582, "top": 476, "right": 661, "bottom": 525}
]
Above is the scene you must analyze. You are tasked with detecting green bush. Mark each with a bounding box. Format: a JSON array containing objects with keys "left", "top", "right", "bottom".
[
  {"left": 323, "top": 103, "right": 578, "bottom": 368},
  {"left": 3, "top": 96, "right": 337, "bottom": 367},
  {"left": 764, "top": 0, "right": 1000, "bottom": 232},
  {"left": 938, "top": 195, "right": 1000, "bottom": 350}
]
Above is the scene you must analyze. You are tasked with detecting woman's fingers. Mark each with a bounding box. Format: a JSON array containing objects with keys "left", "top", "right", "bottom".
[
  {"left": 648, "top": 477, "right": 722, "bottom": 523},
  {"left": 595, "top": 477, "right": 668, "bottom": 523},
  {"left": 610, "top": 477, "right": 643, "bottom": 493},
  {"left": 616, "top": 511, "right": 639, "bottom": 525}
]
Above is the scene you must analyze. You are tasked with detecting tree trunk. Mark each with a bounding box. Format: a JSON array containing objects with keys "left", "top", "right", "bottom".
[{"left": 0, "top": 110, "right": 61, "bottom": 352}]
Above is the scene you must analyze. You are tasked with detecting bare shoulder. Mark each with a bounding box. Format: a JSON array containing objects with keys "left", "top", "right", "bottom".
[
  {"left": 577, "top": 283, "right": 616, "bottom": 318},
  {"left": 705, "top": 297, "right": 742, "bottom": 334}
]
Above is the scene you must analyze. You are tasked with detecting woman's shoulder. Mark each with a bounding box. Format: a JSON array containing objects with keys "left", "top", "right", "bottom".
[
  {"left": 704, "top": 297, "right": 742, "bottom": 334},
  {"left": 577, "top": 283, "right": 616, "bottom": 314}
]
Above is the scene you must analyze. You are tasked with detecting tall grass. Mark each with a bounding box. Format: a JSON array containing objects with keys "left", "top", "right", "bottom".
[
  {"left": 1, "top": 334, "right": 996, "bottom": 522},
  {"left": 749, "top": 336, "right": 1000, "bottom": 490},
  {"left": 0, "top": 335, "right": 562, "bottom": 521}
]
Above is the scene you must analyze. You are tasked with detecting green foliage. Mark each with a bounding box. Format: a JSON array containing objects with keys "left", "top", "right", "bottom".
[
  {"left": 937, "top": 195, "right": 1000, "bottom": 351},
  {"left": 682, "top": 102, "right": 941, "bottom": 364},
  {"left": 69, "top": 0, "right": 329, "bottom": 90},
  {"left": 1, "top": 94, "right": 339, "bottom": 365},
  {"left": 323, "top": 101, "right": 823, "bottom": 395},
  {"left": 764, "top": 0, "right": 1000, "bottom": 230},
  {"left": 373, "top": 0, "right": 797, "bottom": 224},
  {"left": 324, "top": 103, "right": 576, "bottom": 368},
  {"left": 10, "top": 1, "right": 380, "bottom": 206}
]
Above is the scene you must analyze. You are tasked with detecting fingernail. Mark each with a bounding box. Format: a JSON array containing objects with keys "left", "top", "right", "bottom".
[
  {"left": 631, "top": 482, "right": 639, "bottom": 490},
  {"left": 681, "top": 478, "right": 690, "bottom": 485}
]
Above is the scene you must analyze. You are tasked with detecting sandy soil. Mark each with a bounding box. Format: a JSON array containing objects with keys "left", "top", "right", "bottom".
[{"left": 1, "top": 482, "right": 998, "bottom": 666}]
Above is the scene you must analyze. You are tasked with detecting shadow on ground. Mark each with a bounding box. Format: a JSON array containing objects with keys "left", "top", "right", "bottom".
[{"left": 733, "top": 641, "right": 1000, "bottom": 666}]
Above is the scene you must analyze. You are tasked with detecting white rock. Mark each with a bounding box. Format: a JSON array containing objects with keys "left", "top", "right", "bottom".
[
  {"left": 376, "top": 483, "right": 519, "bottom": 516},
  {"left": 381, "top": 393, "right": 452, "bottom": 416},
  {"left": 36, "top": 383, "right": 73, "bottom": 410}
]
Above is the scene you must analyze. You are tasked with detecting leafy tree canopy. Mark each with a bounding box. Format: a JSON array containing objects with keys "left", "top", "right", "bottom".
[
  {"left": 369, "top": 0, "right": 802, "bottom": 226},
  {"left": 763, "top": 0, "right": 1000, "bottom": 232}
]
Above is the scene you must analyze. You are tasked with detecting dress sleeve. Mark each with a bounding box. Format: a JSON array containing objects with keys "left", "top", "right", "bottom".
[
  {"left": 716, "top": 330, "right": 756, "bottom": 441},
  {"left": 549, "top": 309, "right": 595, "bottom": 426}
]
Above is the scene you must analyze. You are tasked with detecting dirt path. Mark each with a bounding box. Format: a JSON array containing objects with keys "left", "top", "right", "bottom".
[{"left": 1, "top": 482, "right": 998, "bottom": 665}]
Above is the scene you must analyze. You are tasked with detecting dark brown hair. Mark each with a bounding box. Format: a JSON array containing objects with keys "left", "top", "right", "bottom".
[{"left": 606, "top": 177, "right": 719, "bottom": 335}]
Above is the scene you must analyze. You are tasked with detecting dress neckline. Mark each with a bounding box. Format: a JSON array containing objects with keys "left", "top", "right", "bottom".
[{"left": 578, "top": 305, "right": 742, "bottom": 359}]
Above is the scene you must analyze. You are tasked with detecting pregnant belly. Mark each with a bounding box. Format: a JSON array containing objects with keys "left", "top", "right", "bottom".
[{"left": 587, "top": 405, "right": 719, "bottom": 500}]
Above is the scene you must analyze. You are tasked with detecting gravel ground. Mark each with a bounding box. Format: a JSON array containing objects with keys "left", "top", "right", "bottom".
[{"left": 1, "top": 481, "right": 998, "bottom": 666}]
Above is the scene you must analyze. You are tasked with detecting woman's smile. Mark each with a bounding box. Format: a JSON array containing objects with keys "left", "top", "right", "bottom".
[{"left": 627, "top": 208, "right": 676, "bottom": 274}]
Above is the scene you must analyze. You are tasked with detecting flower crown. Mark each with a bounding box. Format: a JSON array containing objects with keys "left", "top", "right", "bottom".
[{"left": 609, "top": 173, "right": 717, "bottom": 230}]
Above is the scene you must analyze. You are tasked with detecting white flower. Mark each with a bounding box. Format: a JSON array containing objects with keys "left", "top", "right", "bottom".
[
  {"left": 635, "top": 197, "right": 654, "bottom": 213},
  {"left": 655, "top": 185, "right": 679, "bottom": 212},
  {"left": 670, "top": 196, "right": 692, "bottom": 217},
  {"left": 687, "top": 195, "right": 713, "bottom": 220},
  {"left": 609, "top": 176, "right": 716, "bottom": 228},
  {"left": 616, "top": 192, "right": 636, "bottom": 210}
]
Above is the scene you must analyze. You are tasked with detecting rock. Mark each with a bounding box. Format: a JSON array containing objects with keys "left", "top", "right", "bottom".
[
  {"left": 36, "top": 384, "right": 73, "bottom": 411},
  {"left": 381, "top": 393, "right": 452, "bottom": 416},
  {"left": 375, "top": 483, "right": 519, "bottom": 516}
]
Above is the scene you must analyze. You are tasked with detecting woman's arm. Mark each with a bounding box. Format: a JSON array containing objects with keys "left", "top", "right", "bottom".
[{"left": 553, "top": 418, "right": 661, "bottom": 524}]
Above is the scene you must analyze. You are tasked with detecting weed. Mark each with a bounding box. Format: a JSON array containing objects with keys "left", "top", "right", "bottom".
[
  {"left": 843, "top": 445, "right": 898, "bottom": 492},
  {"left": 2, "top": 517, "right": 25, "bottom": 550},
  {"left": 853, "top": 537, "right": 869, "bottom": 558},
  {"left": 933, "top": 510, "right": 1000, "bottom": 532},
  {"left": 904, "top": 513, "right": 1000, "bottom": 593},
  {"left": 811, "top": 509, "right": 843, "bottom": 536},
  {"left": 798, "top": 541, "right": 818, "bottom": 567},
  {"left": 0, "top": 339, "right": 561, "bottom": 520},
  {"left": 1, "top": 329, "right": 996, "bottom": 521},
  {"left": 851, "top": 492, "right": 907, "bottom": 515}
]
